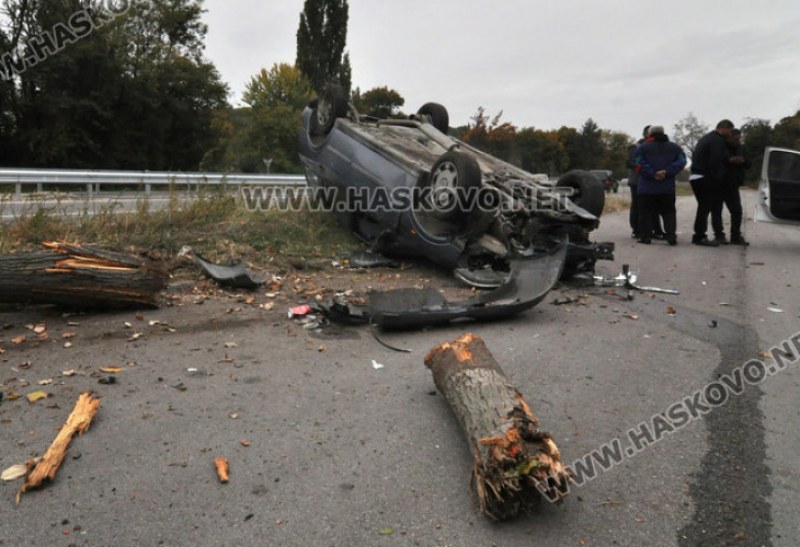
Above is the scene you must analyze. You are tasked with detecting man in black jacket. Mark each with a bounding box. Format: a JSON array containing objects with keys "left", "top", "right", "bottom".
[
  {"left": 711, "top": 128, "right": 750, "bottom": 245},
  {"left": 689, "top": 119, "right": 734, "bottom": 246}
]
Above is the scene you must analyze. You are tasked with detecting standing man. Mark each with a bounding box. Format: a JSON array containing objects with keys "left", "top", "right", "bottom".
[
  {"left": 689, "top": 119, "right": 735, "bottom": 246},
  {"left": 626, "top": 126, "right": 649, "bottom": 239},
  {"left": 626, "top": 125, "right": 665, "bottom": 239},
  {"left": 711, "top": 129, "right": 750, "bottom": 245},
  {"left": 635, "top": 125, "right": 686, "bottom": 245}
]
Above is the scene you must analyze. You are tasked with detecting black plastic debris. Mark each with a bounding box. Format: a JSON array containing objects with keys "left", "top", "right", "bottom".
[
  {"left": 179, "top": 246, "right": 265, "bottom": 290},
  {"left": 345, "top": 250, "right": 400, "bottom": 269},
  {"left": 317, "top": 242, "right": 567, "bottom": 330}
]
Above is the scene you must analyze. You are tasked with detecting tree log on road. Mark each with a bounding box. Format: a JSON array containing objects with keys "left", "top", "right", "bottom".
[
  {"left": 0, "top": 242, "right": 166, "bottom": 308},
  {"left": 425, "top": 333, "right": 571, "bottom": 520}
]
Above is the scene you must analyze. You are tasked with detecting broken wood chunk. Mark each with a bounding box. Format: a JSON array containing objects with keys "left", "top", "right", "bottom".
[
  {"left": 214, "top": 457, "right": 230, "bottom": 483},
  {"left": 0, "top": 241, "right": 167, "bottom": 308},
  {"left": 17, "top": 392, "right": 101, "bottom": 503},
  {"left": 425, "top": 333, "right": 570, "bottom": 520}
]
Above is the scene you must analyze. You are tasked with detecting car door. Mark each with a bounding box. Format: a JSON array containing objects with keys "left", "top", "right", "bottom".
[{"left": 754, "top": 147, "right": 800, "bottom": 225}]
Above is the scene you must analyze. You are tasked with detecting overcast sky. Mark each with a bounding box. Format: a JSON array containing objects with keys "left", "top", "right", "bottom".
[{"left": 202, "top": 0, "right": 800, "bottom": 139}]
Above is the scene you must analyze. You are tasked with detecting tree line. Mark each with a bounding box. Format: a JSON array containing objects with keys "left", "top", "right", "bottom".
[{"left": 2, "top": 0, "right": 799, "bottom": 181}]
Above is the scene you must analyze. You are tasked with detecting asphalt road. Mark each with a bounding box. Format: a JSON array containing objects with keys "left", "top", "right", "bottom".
[{"left": 1, "top": 190, "right": 798, "bottom": 546}]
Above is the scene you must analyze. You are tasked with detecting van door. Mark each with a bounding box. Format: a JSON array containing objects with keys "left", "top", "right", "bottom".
[{"left": 755, "top": 147, "right": 800, "bottom": 225}]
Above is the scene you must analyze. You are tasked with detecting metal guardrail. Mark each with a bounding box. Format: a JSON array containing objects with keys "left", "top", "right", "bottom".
[{"left": 0, "top": 168, "right": 307, "bottom": 198}]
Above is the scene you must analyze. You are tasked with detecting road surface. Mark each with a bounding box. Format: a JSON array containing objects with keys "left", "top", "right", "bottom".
[{"left": 1, "top": 190, "right": 797, "bottom": 546}]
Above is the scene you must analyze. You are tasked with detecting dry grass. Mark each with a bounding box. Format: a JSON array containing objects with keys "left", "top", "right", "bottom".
[
  {"left": 603, "top": 194, "right": 630, "bottom": 214},
  {"left": 0, "top": 191, "right": 361, "bottom": 268}
]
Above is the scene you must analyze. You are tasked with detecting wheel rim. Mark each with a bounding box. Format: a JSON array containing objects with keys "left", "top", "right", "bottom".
[{"left": 431, "top": 161, "right": 458, "bottom": 208}]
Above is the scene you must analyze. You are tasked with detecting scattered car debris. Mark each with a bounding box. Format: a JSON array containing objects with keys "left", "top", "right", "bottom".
[
  {"left": 178, "top": 246, "right": 264, "bottom": 290},
  {"left": 344, "top": 250, "right": 400, "bottom": 269},
  {"left": 0, "top": 241, "right": 167, "bottom": 308},
  {"left": 288, "top": 304, "right": 312, "bottom": 318},
  {"left": 594, "top": 264, "right": 679, "bottom": 296},
  {"left": 16, "top": 392, "right": 100, "bottom": 504},
  {"left": 318, "top": 245, "right": 566, "bottom": 331},
  {"left": 214, "top": 457, "right": 230, "bottom": 483},
  {"left": 424, "top": 333, "right": 571, "bottom": 520}
]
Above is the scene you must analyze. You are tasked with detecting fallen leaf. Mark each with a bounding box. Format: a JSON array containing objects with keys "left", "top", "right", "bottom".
[
  {"left": 11, "top": 335, "right": 26, "bottom": 345},
  {"left": 666, "top": 307, "right": 677, "bottom": 315},
  {"left": 26, "top": 391, "right": 48, "bottom": 403},
  {"left": 62, "top": 370, "right": 77, "bottom": 377},
  {"left": 1, "top": 464, "right": 28, "bottom": 481},
  {"left": 127, "top": 333, "right": 143, "bottom": 341},
  {"left": 63, "top": 342, "right": 73, "bottom": 349},
  {"left": 623, "top": 313, "right": 639, "bottom": 320},
  {"left": 124, "top": 321, "right": 133, "bottom": 328},
  {"left": 0, "top": 345, "right": 5, "bottom": 354},
  {"left": 100, "top": 366, "right": 123, "bottom": 374},
  {"left": 758, "top": 351, "right": 772, "bottom": 359},
  {"left": 240, "top": 439, "right": 251, "bottom": 447},
  {"left": 224, "top": 342, "right": 238, "bottom": 348},
  {"left": 29, "top": 323, "right": 46, "bottom": 334},
  {"left": 38, "top": 379, "right": 53, "bottom": 386},
  {"left": 62, "top": 332, "right": 76, "bottom": 339},
  {"left": 378, "top": 528, "right": 394, "bottom": 536}
]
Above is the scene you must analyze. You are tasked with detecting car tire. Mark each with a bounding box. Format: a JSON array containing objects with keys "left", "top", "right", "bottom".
[
  {"left": 423, "top": 150, "right": 482, "bottom": 222},
  {"left": 556, "top": 170, "right": 605, "bottom": 217},
  {"left": 311, "top": 85, "right": 348, "bottom": 136},
  {"left": 417, "top": 103, "right": 449, "bottom": 134}
]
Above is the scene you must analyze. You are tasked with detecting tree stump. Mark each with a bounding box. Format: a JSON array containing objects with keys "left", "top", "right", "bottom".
[
  {"left": 425, "top": 333, "right": 571, "bottom": 520},
  {"left": 0, "top": 242, "right": 167, "bottom": 308}
]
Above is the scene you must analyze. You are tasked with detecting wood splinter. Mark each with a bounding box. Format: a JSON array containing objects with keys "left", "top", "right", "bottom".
[
  {"left": 215, "top": 457, "right": 230, "bottom": 483},
  {"left": 16, "top": 392, "right": 101, "bottom": 504},
  {"left": 425, "top": 333, "right": 571, "bottom": 520}
]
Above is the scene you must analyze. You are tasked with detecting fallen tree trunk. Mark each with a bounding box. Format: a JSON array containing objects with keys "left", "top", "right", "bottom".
[
  {"left": 425, "top": 333, "right": 571, "bottom": 520},
  {"left": 17, "top": 392, "right": 101, "bottom": 503},
  {"left": 0, "top": 242, "right": 166, "bottom": 308}
]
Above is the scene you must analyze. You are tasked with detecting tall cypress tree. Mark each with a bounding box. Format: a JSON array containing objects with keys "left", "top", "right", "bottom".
[{"left": 295, "top": 0, "right": 351, "bottom": 94}]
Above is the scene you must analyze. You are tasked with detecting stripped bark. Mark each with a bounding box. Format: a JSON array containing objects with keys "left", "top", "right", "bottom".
[
  {"left": 0, "top": 241, "right": 166, "bottom": 308},
  {"left": 425, "top": 333, "right": 571, "bottom": 520},
  {"left": 214, "top": 457, "right": 230, "bottom": 483},
  {"left": 17, "top": 392, "right": 101, "bottom": 503}
]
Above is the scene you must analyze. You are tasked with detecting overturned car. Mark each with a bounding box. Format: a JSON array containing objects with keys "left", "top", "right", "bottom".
[{"left": 298, "top": 86, "right": 613, "bottom": 290}]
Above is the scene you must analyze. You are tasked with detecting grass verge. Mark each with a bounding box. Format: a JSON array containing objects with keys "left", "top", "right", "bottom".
[{"left": 0, "top": 191, "right": 361, "bottom": 269}]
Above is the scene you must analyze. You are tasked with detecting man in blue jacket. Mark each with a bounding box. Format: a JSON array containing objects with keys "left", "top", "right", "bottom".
[{"left": 635, "top": 125, "right": 687, "bottom": 245}]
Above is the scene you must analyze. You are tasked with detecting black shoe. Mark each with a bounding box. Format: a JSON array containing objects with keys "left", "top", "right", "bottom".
[
  {"left": 631, "top": 232, "right": 639, "bottom": 239},
  {"left": 714, "top": 235, "right": 729, "bottom": 245},
  {"left": 667, "top": 237, "right": 677, "bottom": 246},
  {"left": 653, "top": 232, "right": 667, "bottom": 241},
  {"left": 637, "top": 238, "right": 651, "bottom": 244},
  {"left": 730, "top": 235, "right": 749, "bottom": 246},
  {"left": 693, "top": 237, "right": 719, "bottom": 247}
]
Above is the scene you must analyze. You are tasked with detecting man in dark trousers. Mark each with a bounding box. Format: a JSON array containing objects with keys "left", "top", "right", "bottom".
[
  {"left": 626, "top": 125, "right": 665, "bottom": 239},
  {"left": 690, "top": 119, "right": 734, "bottom": 246},
  {"left": 635, "top": 125, "right": 686, "bottom": 244},
  {"left": 711, "top": 128, "right": 750, "bottom": 245}
]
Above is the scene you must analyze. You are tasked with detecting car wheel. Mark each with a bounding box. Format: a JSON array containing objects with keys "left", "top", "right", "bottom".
[
  {"left": 417, "top": 103, "right": 449, "bottom": 134},
  {"left": 556, "top": 170, "right": 605, "bottom": 217},
  {"left": 311, "top": 85, "right": 348, "bottom": 136},
  {"left": 423, "top": 150, "right": 481, "bottom": 222}
]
